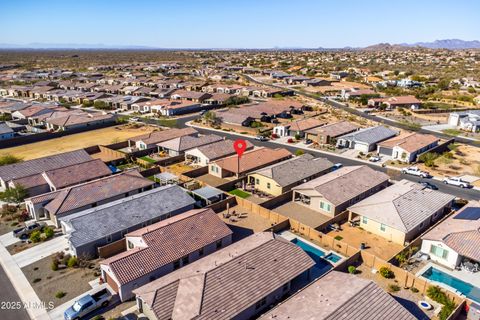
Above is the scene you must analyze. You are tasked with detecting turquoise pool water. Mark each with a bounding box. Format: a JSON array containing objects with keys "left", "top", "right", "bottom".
[
  {"left": 422, "top": 266, "right": 480, "bottom": 303},
  {"left": 290, "top": 238, "right": 340, "bottom": 278}
]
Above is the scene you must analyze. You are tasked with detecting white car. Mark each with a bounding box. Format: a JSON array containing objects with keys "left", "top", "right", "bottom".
[
  {"left": 443, "top": 177, "right": 471, "bottom": 188},
  {"left": 369, "top": 155, "right": 381, "bottom": 162},
  {"left": 401, "top": 166, "right": 429, "bottom": 178},
  {"left": 129, "top": 117, "right": 140, "bottom": 122}
]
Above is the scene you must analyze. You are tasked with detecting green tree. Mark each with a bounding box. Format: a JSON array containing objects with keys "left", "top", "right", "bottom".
[
  {"left": 295, "top": 149, "right": 304, "bottom": 156},
  {"left": 30, "top": 230, "right": 41, "bottom": 243},
  {"left": 203, "top": 111, "right": 220, "bottom": 126},
  {"left": 0, "top": 154, "right": 22, "bottom": 166},
  {"left": 0, "top": 185, "right": 28, "bottom": 203}
]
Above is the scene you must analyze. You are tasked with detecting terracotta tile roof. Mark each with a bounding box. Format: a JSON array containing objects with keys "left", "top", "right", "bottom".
[
  {"left": 157, "top": 134, "right": 223, "bottom": 152},
  {"left": 260, "top": 271, "right": 416, "bottom": 320},
  {"left": 422, "top": 200, "right": 480, "bottom": 262},
  {"left": 192, "top": 139, "right": 254, "bottom": 161},
  {"left": 129, "top": 127, "right": 197, "bottom": 145},
  {"left": 213, "top": 147, "right": 292, "bottom": 174},
  {"left": 101, "top": 208, "right": 232, "bottom": 285},
  {"left": 293, "top": 166, "right": 389, "bottom": 206},
  {"left": 133, "top": 232, "right": 314, "bottom": 320},
  {"left": 377, "top": 132, "right": 439, "bottom": 153},
  {"left": 305, "top": 121, "right": 359, "bottom": 138},
  {"left": 286, "top": 118, "right": 325, "bottom": 132},
  {"left": 42, "top": 159, "right": 112, "bottom": 189},
  {"left": 42, "top": 170, "right": 153, "bottom": 215},
  {"left": 0, "top": 149, "right": 92, "bottom": 183},
  {"left": 11, "top": 173, "right": 49, "bottom": 189}
]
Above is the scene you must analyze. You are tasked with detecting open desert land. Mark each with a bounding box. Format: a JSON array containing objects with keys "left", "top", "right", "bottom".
[{"left": 0, "top": 125, "right": 156, "bottom": 160}]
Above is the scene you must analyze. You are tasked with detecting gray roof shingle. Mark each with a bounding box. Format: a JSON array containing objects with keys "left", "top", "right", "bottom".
[{"left": 339, "top": 125, "right": 398, "bottom": 145}]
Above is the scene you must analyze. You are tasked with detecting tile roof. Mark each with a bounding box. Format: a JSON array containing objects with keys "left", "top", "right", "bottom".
[
  {"left": 157, "top": 134, "right": 223, "bottom": 152},
  {"left": 40, "top": 170, "right": 154, "bottom": 215},
  {"left": 349, "top": 179, "right": 455, "bottom": 233},
  {"left": 42, "top": 159, "right": 112, "bottom": 189},
  {"left": 101, "top": 208, "right": 232, "bottom": 285},
  {"left": 0, "top": 122, "right": 14, "bottom": 135},
  {"left": 46, "top": 112, "right": 114, "bottom": 127},
  {"left": 305, "top": 121, "right": 359, "bottom": 138},
  {"left": 293, "top": 166, "right": 389, "bottom": 206},
  {"left": 252, "top": 154, "right": 334, "bottom": 187},
  {"left": 377, "top": 132, "right": 439, "bottom": 153},
  {"left": 285, "top": 118, "right": 325, "bottom": 132},
  {"left": 190, "top": 139, "right": 254, "bottom": 161},
  {"left": 422, "top": 201, "right": 480, "bottom": 262},
  {"left": 339, "top": 126, "right": 398, "bottom": 145},
  {"left": 59, "top": 185, "right": 195, "bottom": 248},
  {"left": 129, "top": 127, "right": 197, "bottom": 145},
  {"left": 260, "top": 271, "right": 416, "bottom": 320},
  {"left": 133, "top": 232, "right": 314, "bottom": 320},
  {"left": 213, "top": 147, "right": 292, "bottom": 174},
  {"left": 0, "top": 149, "right": 92, "bottom": 183}
]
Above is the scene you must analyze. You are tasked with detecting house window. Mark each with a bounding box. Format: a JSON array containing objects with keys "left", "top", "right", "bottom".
[
  {"left": 198, "top": 247, "right": 204, "bottom": 256},
  {"left": 267, "top": 182, "right": 271, "bottom": 189},
  {"left": 255, "top": 178, "right": 259, "bottom": 185},
  {"left": 430, "top": 245, "right": 449, "bottom": 260},
  {"left": 320, "top": 201, "right": 331, "bottom": 212},
  {"left": 216, "top": 240, "right": 222, "bottom": 249},
  {"left": 255, "top": 297, "right": 267, "bottom": 310},
  {"left": 128, "top": 240, "right": 134, "bottom": 249},
  {"left": 362, "top": 216, "right": 368, "bottom": 224},
  {"left": 380, "top": 224, "right": 386, "bottom": 232},
  {"left": 419, "top": 222, "right": 424, "bottom": 229},
  {"left": 173, "top": 259, "right": 181, "bottom": 270}
]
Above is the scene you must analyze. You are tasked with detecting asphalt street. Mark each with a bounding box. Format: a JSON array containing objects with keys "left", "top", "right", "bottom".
[{"left": 0, "top": 264, "right": 30, "bottom": 320}]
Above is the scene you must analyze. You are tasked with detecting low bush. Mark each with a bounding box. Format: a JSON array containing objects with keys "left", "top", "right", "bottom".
[
  {"left": 348, "top": 266, "right": 356, "bottom": 274},
  {"left": 29, "top": 230, "right": 41, "bottom": 243},
  {"left": 379, "top": 267, "right": 395, "bottom": 279},
  {"left": 43, "top": 227, "right": 54, "bottom": 239},
  {"left": 67, "top": 256, "right": 78, "bottom": 268},
  {"left": 410, "top": 287, "right": 419, "bottom": 293},
  {"left": 334, "top": 235, "right": 343, "bottom": 241},
  {"left": 55, "top": 291, "right": 66, "bottom": 299},
  {"left": 51, "top": 260, "right": 59, "bottom": 271},
  {"left": 427, "top": 286, "right": 457, "bottom": 320},
  {"left": 388, "top": 284, "right": 401, "bottom": 292}
]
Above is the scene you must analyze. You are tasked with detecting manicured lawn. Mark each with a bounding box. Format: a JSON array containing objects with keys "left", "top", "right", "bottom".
[
  {"left": 139, "top": 156, "right": 157, "bottom": 163},
  {"left": 228, "top": 189, "right": 251, "bottom": 199},
  {"left": 442, "top": 129, "right": 463, "bottom": 136}
]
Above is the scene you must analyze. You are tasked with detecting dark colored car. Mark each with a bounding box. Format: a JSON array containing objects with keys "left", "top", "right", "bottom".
[{"left": 419, "top": 181, "right": 438, "bottom": 190}]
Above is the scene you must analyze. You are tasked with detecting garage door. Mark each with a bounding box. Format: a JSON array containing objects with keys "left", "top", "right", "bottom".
[{"left": 378, "top": 146, "right": 393, "bottom": 156}]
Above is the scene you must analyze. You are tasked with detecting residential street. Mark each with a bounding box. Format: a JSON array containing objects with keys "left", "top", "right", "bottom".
[{"left": 0, "top": 264, "right": 30, "bottom": 320}]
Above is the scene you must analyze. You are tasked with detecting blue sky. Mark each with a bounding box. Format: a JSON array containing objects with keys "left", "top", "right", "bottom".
[{"left": 1, "top": 0, "right": 479, "bottom": 48}]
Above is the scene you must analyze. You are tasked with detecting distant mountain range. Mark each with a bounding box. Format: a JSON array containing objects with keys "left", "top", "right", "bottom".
[{"left": 0, "top": 39, "right": 479, "bottom": 50}]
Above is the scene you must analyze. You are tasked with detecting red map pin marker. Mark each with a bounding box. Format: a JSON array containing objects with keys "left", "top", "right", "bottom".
[{"left": 233, "top": 139, "right": 247, "bottom": 158}]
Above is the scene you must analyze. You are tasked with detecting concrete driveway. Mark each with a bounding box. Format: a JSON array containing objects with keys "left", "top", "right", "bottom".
[
  {"left": 0, "top": 232, "right": 20, "bottom": 247},
  {"left": 13, "top": 235, "right": 70, "bottom": 268}
]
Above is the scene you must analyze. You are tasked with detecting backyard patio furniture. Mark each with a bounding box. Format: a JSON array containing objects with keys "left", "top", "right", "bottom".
[
  {"left": 229, "top": 217, "right": 238, "bottom": 222},
  {"left": 461, "top": 261, "right": 477, "bottom": 272},
  {"left": 238, "top": 212, "right": 248, "bottom": 218}
]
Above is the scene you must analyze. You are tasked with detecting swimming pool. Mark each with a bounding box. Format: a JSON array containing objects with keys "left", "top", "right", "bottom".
[
  {"left": 422, "top": 266, "right": 480, "bottom": 303},
  {"left": 290, "top": 238, "right": 340, "bottom": 279}
]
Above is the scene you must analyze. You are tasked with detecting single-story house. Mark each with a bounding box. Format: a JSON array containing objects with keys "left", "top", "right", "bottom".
[
  {"left": 209, "top": 147, "right": 292, "bottom": 178},
  {"left": 368, "top": 95, "right": 422, "bottom": 110},
  {"left": 421, "top": 200, "right": 480, "bottom": 269},
  {"left": 349, "top": 179, "right": 455, "bottom": 245},
  {"left": 0, "top": 149, "right": 93, "bottom": 191},
  {"left": 151, "top": 100, "right": 203, "bottom": 116},
  {"left": 128, "top": 127, "right": 198, "bottom": 151},
  {"left": 157, "top": 134, "right": 223, "bottom": 156},
  {"left": 184, "top": 139, "right": 254, "bottom": 167},
  {"left": 377, "top": 132, "right": 440, "bottom": 163},
  {"left": 448, "top": 110, "right": 480, "bottom": 133},
  {"left": 100, "top": 208, "right": 232, "bottom": 301},
  {"left": 273, "top": 118, "right": 325, "bottom": 138},
  {"left": 45, "top": 112, "right": 115, "bottom": 131},
  {"left": 0, "top": 122, "right": 15, "bottom": 140},
  {"left": 247, "top": 154, "right": 334, "bottom": 197},
  {"left": 170, "top": 90, "right": 211, "bottom": 103},
  {"left": 336, "top": 126, "right": 398, "bottom": 153},
  {"left": 25, "top": 170, "right": 154, "bottom": 226},
  {"left": 59, "top": 185, "right": 195, "bottom": 258},
  {"left": 133, "top": 232, "right": 315, "bottom": 320},
  {"left": 260, "top": 271, "right": 417, "bottom": 320},
  {"left": 292, "top": 166, "right": 390, "bottom": 217},
  {"left": 305, "top": 121, "right": 359, "bottom": 145}
]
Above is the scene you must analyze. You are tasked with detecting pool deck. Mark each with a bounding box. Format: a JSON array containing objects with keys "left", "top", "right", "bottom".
[
  {"left": 278, "top": 230, "right": 345, "bottom": 267},
  {"left": 417, "top": 262, "right": 480, "bottom": 300}
]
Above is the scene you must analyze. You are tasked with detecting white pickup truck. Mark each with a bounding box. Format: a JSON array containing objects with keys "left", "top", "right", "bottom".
[
  {"left": 443, "top": 177, "right": 471, "bottom": 188},
  {"left": 401, "top": 166, "right": 430, "bottom": 178}
]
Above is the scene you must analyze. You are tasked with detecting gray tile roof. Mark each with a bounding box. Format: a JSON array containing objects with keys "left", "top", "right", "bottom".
[
  {"left": 293, "top": 166, "right": 389, "bottom": 206},
  {"left": 252, "top": 154, "right": 334, "bottom": 187},
  {"left": 422, "top": 201, "right": 480, "bottom": 262},
  {"left": 133, "top": 232, "right": 314, "bottom": 320},
  {"left": 157, "top": 134, "right": 223, "bottom": 152},
  {"left": 260, "top": 271, "right": 416, "bottom": 320},
  {"left": 0, "top": 149, "right": 92, "bottom": 182},
  {"left": 60, "top": 185, "right": 195, "bottom": 248},
  {"left": 339, "top": 125, "right": 398, "bottom": 145},
  {"left": 349, "top": 179, "right": 455, "bottom": 233},
  {"left": 0, "top": 122, "right": 14, "bottom": 135},
  {"left": 192, "top": 139, "right": 253, "bottom": 161}
]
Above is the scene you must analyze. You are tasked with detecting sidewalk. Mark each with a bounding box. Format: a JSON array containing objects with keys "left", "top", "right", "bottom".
[{"left": 0, "top": 232, "right": 20, "bottom": 247}]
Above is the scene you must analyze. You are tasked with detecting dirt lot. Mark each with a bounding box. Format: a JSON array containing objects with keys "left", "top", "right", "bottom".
[
  {"left": 21, "top": 255, "right": 100, "bottom": 307},
  {"left": 0, "top": 124, "right": 156, "bottom": 160}
]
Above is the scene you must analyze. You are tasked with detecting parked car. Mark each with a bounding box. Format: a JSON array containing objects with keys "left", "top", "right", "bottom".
[
  {"left": 332, "top": 163, "right": 343, "bottom": 171},
  {"left": 369, "top": 155, "right": 381, "bottom": 162},
  {"left": 443, "top": 176, "right": 471, "bottom": 188},
  {"left": 64, "top": 288, "right": 111, "bottom": 320},
  {"left": 13, "top": 221, "right": 46, "bottom": 239},
  {"left": 305, "top": 139, "right": 313, "bottom": 144},
  {"left": 199, "top": 110, "right": 207, "bottom": 116},
  {"left": 418, "top": 181, "right": 438, "bottom": 190},
  {"left": 401, "top": 166, "right": 429, "bottom": 178},
  {"left": 129, "top": 117, "right": 140, "bottom": 122},
  {"left": 255, "top": 135, "right": 269, "bottom": 142}
]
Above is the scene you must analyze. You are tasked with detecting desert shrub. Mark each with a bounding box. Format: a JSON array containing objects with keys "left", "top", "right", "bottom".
[
  {"left": 62, "top": 253, "right": 72, "bottom": 265},
  {"left": 51, "top": 260, "right": 59, "bottom": 271},
  {"left": 29, "top": 230, "right": 41, "bottom": 243},
  {"left": 410, "top": 287, "right": 419, "bottom": 293},
  {"left": 388, "top": 284, "right": 401, "bottom": 292},
  {"left": 55, "top": 291, "right": 66, "bottom": 299},
  {"left": 334, "top": 235, "right": 343, "bottom": 241},
  {"left": 418, "top": 152, "right": 439, "bottom": 167},
  {"left": 67, "top": 256, "right": 78, "bottom": 268},
  {"left": 348, "top": 266, "right": 356, "bottom": 274},
  {"left": 427, "top": 285, "right": 457, "bottom": 320},
  {"left": 295, "top": 149, "right": 304, "bottom": 156},
  {"left": 379, "top": 267, "right": 395, "bottom": 279},
  {"left": 43, "top": 227, "right": 54, "bottom": 239},
  {"left": 294, "top": 133, "right": 301, "bottom": 140}
]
